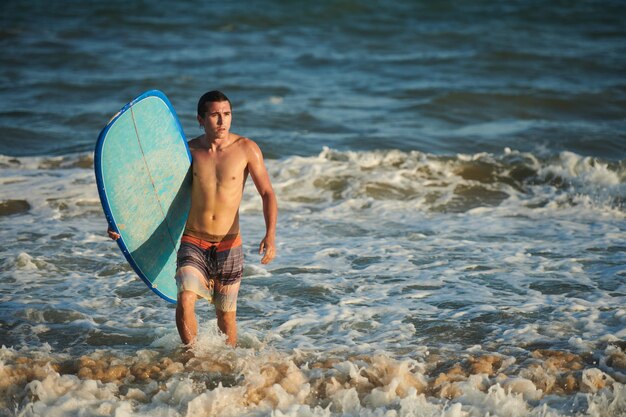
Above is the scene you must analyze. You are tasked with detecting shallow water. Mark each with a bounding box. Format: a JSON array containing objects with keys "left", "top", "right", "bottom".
[
  {"left": 1, "top": 1, "right": 626, "bottom": 416},
  {"left": 1, "top": 149, "right": 624, "bottom": 416}
]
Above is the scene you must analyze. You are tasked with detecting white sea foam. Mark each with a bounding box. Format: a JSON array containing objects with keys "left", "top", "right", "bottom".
[{"left": 2, "top": 342, "right": 625, "bottom": 416}]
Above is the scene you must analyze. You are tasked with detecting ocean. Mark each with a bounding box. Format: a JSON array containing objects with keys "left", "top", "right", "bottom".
[{"left": 1, "top": 1, "right": 625, "bottom": 416}]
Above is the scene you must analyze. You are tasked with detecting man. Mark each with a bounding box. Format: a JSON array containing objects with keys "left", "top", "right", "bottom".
[{"left": 110, "top": 91, "right": 277, "bottom": 347}]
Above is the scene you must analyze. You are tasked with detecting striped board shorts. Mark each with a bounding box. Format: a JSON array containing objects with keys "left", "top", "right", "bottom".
[{"left": 175, "top": 234, "right": 244, "bottom": 312}]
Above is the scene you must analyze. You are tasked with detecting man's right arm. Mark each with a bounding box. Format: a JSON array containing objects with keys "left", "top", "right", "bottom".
[{"left": 107, "top": 227, "right": 120, "bottom": 240}]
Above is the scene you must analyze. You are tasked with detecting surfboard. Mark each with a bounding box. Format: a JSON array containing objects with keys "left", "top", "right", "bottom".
[{"left": 95, "top": 90, "right": 191, "bottom": 303}]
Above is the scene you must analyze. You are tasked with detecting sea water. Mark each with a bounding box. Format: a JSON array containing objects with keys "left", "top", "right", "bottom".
[{"left": 1, "top": 1, "right": 625, "bottom": 416}]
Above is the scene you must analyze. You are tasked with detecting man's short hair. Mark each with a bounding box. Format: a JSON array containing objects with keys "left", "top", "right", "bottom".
[{"left": 197, "top": 91, "right": 232, "bottom": 116}]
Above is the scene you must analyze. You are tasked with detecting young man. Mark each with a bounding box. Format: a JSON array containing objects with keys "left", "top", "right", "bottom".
[{"left": 110, "top": 91, "right": 277, "bottom": 347}]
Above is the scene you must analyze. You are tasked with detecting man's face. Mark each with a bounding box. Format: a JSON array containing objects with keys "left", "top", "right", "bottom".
[{"left": 198, "top": 100, "right": 232, "bottom": 139}]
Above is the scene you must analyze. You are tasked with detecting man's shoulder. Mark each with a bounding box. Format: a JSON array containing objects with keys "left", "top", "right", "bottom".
[
  {"left": 232, "top": 135, "right": 261, "bottom": 153},
  {"left": 230, "top": 133, "right": 251, "bottom": 144},
  {"left": 188, "top": 136, "right": 203, "bottom": 149}
]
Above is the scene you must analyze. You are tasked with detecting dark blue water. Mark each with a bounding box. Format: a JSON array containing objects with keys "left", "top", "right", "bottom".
[{"left": 1, "top": 0, "right": 625, "bottom": 159}]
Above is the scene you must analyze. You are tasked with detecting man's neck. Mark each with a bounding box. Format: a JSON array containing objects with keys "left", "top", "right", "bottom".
[{"left": 200, "top": 133, "right": 231, "bottom": 151}]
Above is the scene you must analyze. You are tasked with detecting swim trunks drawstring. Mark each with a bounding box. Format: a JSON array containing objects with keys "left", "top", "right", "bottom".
[{"left": 206, "top": 245, "right": 218, "bottom": 273}]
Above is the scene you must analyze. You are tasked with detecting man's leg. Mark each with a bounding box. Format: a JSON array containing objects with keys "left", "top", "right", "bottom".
[
  {"left": 213, "top": 278, "right": 240, "bottom": 347},
  {"left": 175, "top": 264, "right": 213, "bottom": 345},
  {"left": 216, "top": 309, "right": 237, "bottom": 346},
  {"left": 176, "top": 290, "right": 199, "bottom": 345}
]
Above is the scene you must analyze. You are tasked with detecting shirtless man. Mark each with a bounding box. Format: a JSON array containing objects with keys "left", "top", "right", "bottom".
[{"left": 110, "top": 91, "right": 277, "bottom": 347}]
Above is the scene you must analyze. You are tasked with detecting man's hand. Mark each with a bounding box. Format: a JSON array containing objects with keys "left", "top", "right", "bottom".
[
  {"left": 107, "top": 227, "right": 121, "bottom": 241},
  {"left": 259, "top": 236, "right": 275, "bottom": 264}
]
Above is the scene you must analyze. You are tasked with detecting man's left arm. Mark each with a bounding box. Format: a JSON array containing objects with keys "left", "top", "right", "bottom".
[{"left": 246, "top": 140, "right": 278, "bottom": 264}]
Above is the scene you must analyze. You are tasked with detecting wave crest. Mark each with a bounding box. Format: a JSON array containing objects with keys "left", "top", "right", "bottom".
[{"left": 262, "top": 147, "right": 625, "bottom": 214}]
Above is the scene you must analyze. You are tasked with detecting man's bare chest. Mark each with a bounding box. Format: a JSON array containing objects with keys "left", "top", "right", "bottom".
[{"left": 191, "top": 151, "right": 247, "bottom": 185}]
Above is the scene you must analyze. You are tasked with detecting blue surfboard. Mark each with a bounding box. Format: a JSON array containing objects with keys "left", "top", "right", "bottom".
[{"left": 95, "top": 90, "right": 191, "bottom": 303}]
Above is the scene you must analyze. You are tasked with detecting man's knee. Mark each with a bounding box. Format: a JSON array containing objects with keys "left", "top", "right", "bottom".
[
  {"left": 177, "top": 291, "right": 198, "bottom": 310},
  {"left": 216, "top": 309, "right": 236, "bottom": 325}
]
